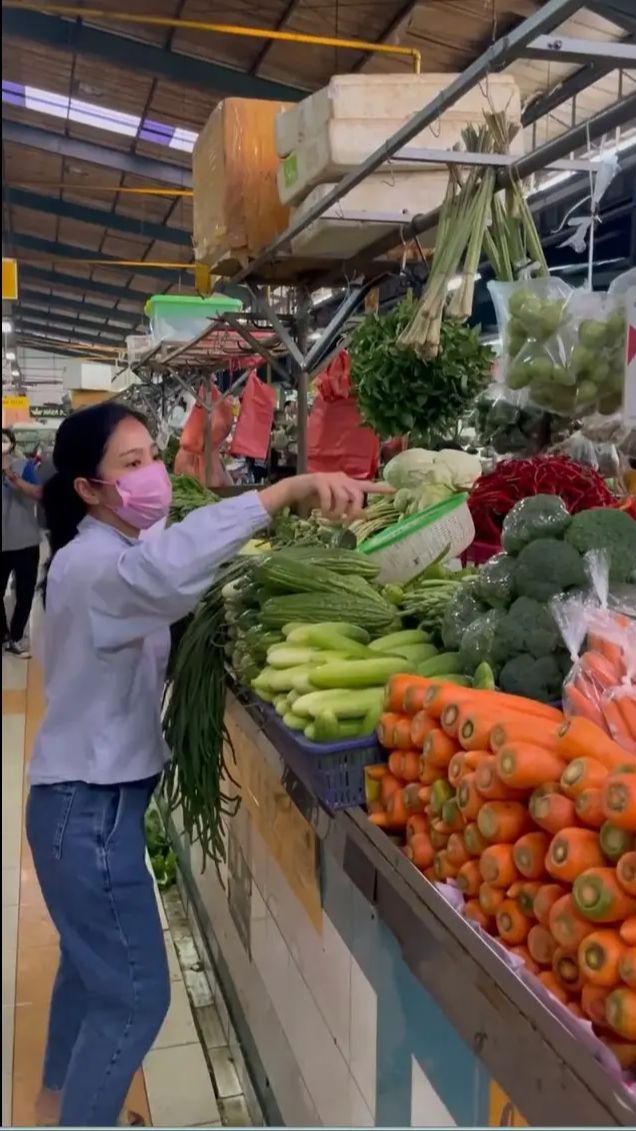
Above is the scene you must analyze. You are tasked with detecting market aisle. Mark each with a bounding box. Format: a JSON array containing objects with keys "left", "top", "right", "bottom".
[{"left": 2, "top": 652, "right": 222, "bottom": 1128}]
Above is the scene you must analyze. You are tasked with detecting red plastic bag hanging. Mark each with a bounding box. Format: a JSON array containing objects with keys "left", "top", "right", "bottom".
[
  {"left": 180, "top": 384, "right": 233, "bottom": 454},
  {"left": 315, "top": 349, "right": 352, "bottom": 402},
  {"left": 230, "top": 371, "right": 278, "bottom": 460},
  {"left": 307, "top": 395, "right": 380, "bottom": 479}
]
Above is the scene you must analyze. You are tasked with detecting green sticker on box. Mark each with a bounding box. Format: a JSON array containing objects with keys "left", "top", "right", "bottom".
[{"left": 283, "top": 154, "right": 298, "bottom": 189}]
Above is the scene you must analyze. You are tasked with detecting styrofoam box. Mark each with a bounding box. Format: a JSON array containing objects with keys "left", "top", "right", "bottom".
[
  {"left": 276, "top": 73, "right": 522, "bottom": 206},
  {"left": 290, "top": 170, "right": 449, "bottom": 258}
]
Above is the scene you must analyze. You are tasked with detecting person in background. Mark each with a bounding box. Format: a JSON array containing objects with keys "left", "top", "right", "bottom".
[
  {"left": 29, "top": 402, "right": 391, "bottom": 1128},
  {"left": 1, "top": 427, "right": 43, "bottom": 656}
]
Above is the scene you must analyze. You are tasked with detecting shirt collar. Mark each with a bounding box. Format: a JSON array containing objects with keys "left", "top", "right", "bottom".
[{"left": 78, "top": 515, "right": 138, "bottom": 545}]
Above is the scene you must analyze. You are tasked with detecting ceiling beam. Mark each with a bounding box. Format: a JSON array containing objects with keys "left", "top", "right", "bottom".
[
  {"left": 587, "top": 0, "right": 636, "bottom": 36},
  {"left": 249, "top": 0, "right": 301, "bottom": 75},
  {"left": 18, "top": 287, "right": 142, "bottom": 325},
  {"left": 15, "top": 315, "right": 123, "bottom": 343},
  {"left": 13, "top": 233, "right": 189, "bottom": 281},
  {"left": 20, "top": 263, "right": 151, "bottom": 302},
  {"left": 15, "top": 337, "right": 116, "bottom": 360},
  {"left": 7, "top": 188, "right": 192, "bottom": 247},
  {"left": 15, "top": 305, "right": 128, "bottom": 336},
  {"left": 4, "top": 10, "right": 307, "bottom": 103},
  {"left": 2, "top": 120, "right": 193, "bottom": 188},
  {"left": 353, "top": 1, "right": 421, "bottom": 72}
]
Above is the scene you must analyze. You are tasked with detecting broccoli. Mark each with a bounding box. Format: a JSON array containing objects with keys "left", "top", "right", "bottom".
[
  {"left": 564, "top": 507, "right": 636, "bottom": 583},
  {"left": 493, "top": 597, "right": 561, "bottom": 661},
  {"left": 441, "top": 582, "right": 485, "bottom": 650},
  {"left": 501, "top": 494, "right": 571, "bottom": 555},
  {"left": 513, "top": 538, "right": 585, "bottom": 602},
  {"left": 499, "top": 653, "right": 564, "bottom": 704},
  {"left": 474, "top": 552, "right": 516, "bottom": 609},
  {"left": 458, "top": 609, "right": 508, "bottom": 675}
]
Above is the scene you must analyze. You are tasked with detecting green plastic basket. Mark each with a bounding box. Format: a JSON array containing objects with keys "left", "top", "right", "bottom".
[{"left": 358, "top": 493, "right": 475, "bottom": 584}]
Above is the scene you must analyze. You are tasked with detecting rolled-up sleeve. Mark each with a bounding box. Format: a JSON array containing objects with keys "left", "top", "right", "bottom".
[{"left": 89, "top": 492, "right": 269, "bottom": 649}]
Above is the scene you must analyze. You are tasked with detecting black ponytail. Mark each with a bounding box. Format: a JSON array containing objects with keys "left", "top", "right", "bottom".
[{"left": 42, "top": 402, "right": 147, "bottom": 602}]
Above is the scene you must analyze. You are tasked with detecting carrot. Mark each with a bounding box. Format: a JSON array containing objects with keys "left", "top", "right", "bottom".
[
  {"left": 582, "top": 983, "right": 611, "bottom": 1026},
  {"left": 367, "top": 800, "right": 384, "bottom": 816},
  {"left": 581, "top": 648, "right": 621, "bottom": 688},
  {"left": 378, "top": 714, "right": 402, "bottom": 750},
  {"left": 509, "top": 945, "right": 540, "bottom": 974},
  {"left": 572, "top": 867, "right": 636, "bottom": 923},
  {"left": 394, "top": 717, "right": 416, "bottom": 752},
  {"left": 464, "top": 899, "right": 492, "bottom": 931},
  {"left": 489, "top": 717, "right": 559, "bottom": 754},
  {"left": 402, "top": 784, "right": 426, "bottom": 815},
  {"left": 440, "top": 701, "right": 465, "bottom": 739},
  {"left": 549, "top": 894, "right": 595, "bottom": 950},
  {"left": 479, "top": 844, "right": 519, "bottom": 889},
  {"left": 407, "top": 833, "right": 435, "bottom": 871},
  {"left": 515, "top": 881, "right": 544, "bottom": 918},
  {"left": 424, "top": 684, "right": 561, "bottom": 722},
  {"left": 401, "top": 751, "right": 421, "bottom": 783},
  {"left": 474, "top": 756, "right": 521, "bottom": 801},
  {"left": 410, "top": 710, "right": 436, "bottom": 750},
  {"left": 385, "top": 788, "right": 409, "bottom": 827},
  {"left": 446, "top": 832, "right": 470, "bottom": 870},
  {"left": 513, "top": 832, "right": 551, "bottom": 880},
  {"left": 406, "top": 814, "right": 428, "bottom": 842},
  {"left": 418, "top": 757, "right": 444, "bottom": 786},
  {"left": 496, "top": 899, "right": 531, "bottom": 945},
  {"left": 455, "top": 774, "right": 482, "bottom": 822},
  {"left": 479, "top": 882, "right": 505, "bottom": 917},
  {"left": 564, "top": 682, "right": 607, "bottom": 730},
  {"left": 620, "top": 918, "right": 636, "bottom": 947},
  {"left": 369, "top": 812, "right": 389, "bottom": 829},
  {"left": 604, "top": 1038, "right": 636, "bottom": 1071},
  {"left": 527, "top": 923, "right": 558, "bottom": 966},
  {"left": 464, "top": 821, "right": 489, "bottom": 857},
  {"left": 434, "top": 851, "right": 458, "bottom": 882},
  {"left": 529, "top": 790, "right": 578, "bottom": 835},
  {"left": 618, "top": 695, "right": 636, "bottom": 741},
  {"left": 552, "top": 947, "right": 585, "bottom": 994},
  {"left": 456, "top": 705, "right": 500, "bottom": 751},
  {"left": 477, "top": 801, "right": 530, "bottom": 844},
  {"left": 618, "top": 948, "right": 636, "bottom": 989},
  {"left": 537, "top": 970, "right": 569, "bottom": 1004},
  {"left": 600, "top": 821, "right": 634, "bottom": 863},
  {"left": 617, "top": 851, "right": 636, "bottom": 897},
  {"left": 429, "top": 826, "right": 450, "bottom": 851},
  {"left": 546, "top": 828, "right": 605, "bottom": 884},
  {"left": 555, "top": 718, "right": 628, "bottom": 771},
  {"left": 579, "top": 929, "right": 624, "bottom": 986},
  {"left": 424, "top": 683, "right": 476, "bottom": 719},
  {"left": 387, "top": 751, "right": 404, "bottom": 777},
  {"left": 441, "top": 797, "right": 464, "bottom": 833},
  {"left": 365, "top": 764, "right": 388, "bottom": 782},
  {"left": 574, "top": 788, "right": 605, "bottom": 829},
  {"left": 602, "top": 773, "right": 636, "bottom": 832},
  {"left": 533, "top": 884, "right": 567, "bottom": 927},
  {"left": 567, "top": 1001, "right": 585, "bottom": 1020},
  {"left": 603, "top": 698, "right": 636, "bottom": 752},
  {"left": 605, "top": 986, "right": 636, "bottom": 1039},
  {"left": 423, "top": 729, "right": 457, "bottom": 769},
  {"left": 402, "top": 678, "right": 446, "bottom": 716},
  {"left": 448, "top": 752, "right": 468, "bottom": 788},
  {"left": 496, "top": 744, "right": 565, "bottom": 790},
  {"left": 560, "top": 757, "right": 608, "bottom": 799},
  {"left": 456, "top": 859, "right": 482, "bottom": 897},
  {"left": 385, "top": 674, "right": 425, "bottom": 714}
]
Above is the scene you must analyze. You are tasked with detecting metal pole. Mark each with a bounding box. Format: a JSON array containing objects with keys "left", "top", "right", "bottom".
[
  {"left": 228, "top": 0, "right": 585, "bottom": 284},
  {"left": 295, "top": 310, "right": 310, "bottom": 475}
]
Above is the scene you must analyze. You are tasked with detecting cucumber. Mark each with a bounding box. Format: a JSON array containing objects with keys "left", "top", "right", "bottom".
[
  {"left": 368, "top": 629, "right": 432, "bottom": 652},
  {"left": 266, "top": 645, "right": 324, "bottom": 669},
  {"left": 282, "top": 712, "right": 306, "bottom": 732},
  {"left": 309, "top": 656, "right": 406, "bottom": 690},
  {"left": 418, "top": 652, "right": 462, "bottom": 677},
  {"left": 473, "top": 662, "right": 496, "bottom": 690},
  {"left": 274, "top": 694, "right": 289, "bottom": 717},
  {"left": 380, "top": 643, "right": 438, "bottom": 663},
  {"left": 286, "top": 621, "right": 371, "bottom": 645},
  {"left": 304, "top": 723, "right": 317, "bottom": 742},
  {"left": 285, "top": 625, "right": 370, "bottom": 656},
  {"left": 294, "top": 686, "right": 385, "bottom": 720},
  {"left": 268, "top": 664, "right": 325, "bottom": 693}
]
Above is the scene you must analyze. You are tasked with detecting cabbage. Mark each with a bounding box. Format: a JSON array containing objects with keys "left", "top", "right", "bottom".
[
  {"left": 383, "top": 449, "right": 436, "bottom": 489},
  {"left": 434, "top": 450, "right": 482, "bottom": 490}
]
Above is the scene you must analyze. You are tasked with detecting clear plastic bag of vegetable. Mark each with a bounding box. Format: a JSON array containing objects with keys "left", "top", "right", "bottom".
[
  {"left": 440, "top": 582, "right": 485, "bottom": 651},
  {"left": 474, "top": 552, "right": 516, "bottom": 609},
  {"left": 501, "top": 494, "right": 572, "bottom": 555},
  {"left": 566, "top": 289, "right": 626, "bottom": 418},
  {"left": 472, "top": 383, "right": 555, "bottom": 456},
  {"left": 458, "top": 608, "right": 508, "bottom": 675},
  {"left": 552, "top": 552, "right": 636, "bottom": 751},
  {"left": 489, "top": 278, "right": 574, "bottom": 409}
]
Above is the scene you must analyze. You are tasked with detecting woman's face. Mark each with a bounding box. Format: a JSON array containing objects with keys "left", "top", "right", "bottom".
[{"left": 76, "top": 415, "right": 157, "bottom": 512}]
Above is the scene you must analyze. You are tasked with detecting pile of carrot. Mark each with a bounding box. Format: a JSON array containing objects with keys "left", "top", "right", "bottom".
[
  {"left": 366, "top": 674, "right": 636, "bottom": 1072},
  {"left": 563, "top": 612, "right": 635, "bottom": 753}
]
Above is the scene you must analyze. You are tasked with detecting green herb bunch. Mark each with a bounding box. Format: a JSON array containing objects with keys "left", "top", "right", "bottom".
[{"left": 349, "top": 296, "right": 493, "bottom": 444}]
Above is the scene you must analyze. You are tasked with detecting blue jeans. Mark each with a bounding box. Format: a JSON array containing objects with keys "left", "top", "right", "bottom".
[{"left": 26, "top": 778, "right": 170, "bottom": 1127}]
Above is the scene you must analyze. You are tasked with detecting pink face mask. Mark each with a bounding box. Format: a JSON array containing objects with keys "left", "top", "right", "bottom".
[{"left": 103, "top": 461, "right": 172, "bottom": 530}]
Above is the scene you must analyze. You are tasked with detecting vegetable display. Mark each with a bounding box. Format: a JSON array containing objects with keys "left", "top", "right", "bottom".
[{"left": 369, "top": 674, "right": 636, "bottom": 1072}]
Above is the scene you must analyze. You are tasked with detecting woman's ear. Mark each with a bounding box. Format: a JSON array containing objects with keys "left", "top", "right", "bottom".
[{"left": 74, "top": 477, "right": 102, "bottom": 507}]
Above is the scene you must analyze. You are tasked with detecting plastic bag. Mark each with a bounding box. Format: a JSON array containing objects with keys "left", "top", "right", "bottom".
[
  {"left": 552, "top": 552, "right": 636, "bottom": 753},
  {"left": 489, "top": 278, "right": 627, "bottom": 418},
  {"left": 307, "top": 395, "right": 380, "bottom": 479},
  {"left": 180, "top": 384, "right": 233, "bottom": 453},
  {"left": 229, "top": 371, "right": 277, "bottom": 460},
  {"left": 471, "top": 383, "right": 554, "bottom": 455}
]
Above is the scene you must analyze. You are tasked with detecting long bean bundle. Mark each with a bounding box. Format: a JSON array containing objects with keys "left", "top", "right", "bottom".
[{"left": 162, "top": 561, "right": 244, "bottom": 868}]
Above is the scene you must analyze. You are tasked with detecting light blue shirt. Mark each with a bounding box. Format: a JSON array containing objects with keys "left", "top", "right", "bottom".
[{"left": 30, "top": 493, "right": 268, "bottom": 786}]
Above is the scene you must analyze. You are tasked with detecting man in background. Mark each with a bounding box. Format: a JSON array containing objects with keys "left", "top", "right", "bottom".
[{"left": 1, "top": 428, "right": 43, "bottom": 656}]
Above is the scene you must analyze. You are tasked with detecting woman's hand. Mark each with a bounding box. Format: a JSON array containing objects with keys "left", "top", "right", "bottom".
[{"left": 260, "top": 472, "right": 392, "bottom": 522}]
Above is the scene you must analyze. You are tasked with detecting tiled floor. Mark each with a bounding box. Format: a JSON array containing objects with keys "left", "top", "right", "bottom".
[{"left": 2, "top": 649, "right": 245, "bottom": 1128}]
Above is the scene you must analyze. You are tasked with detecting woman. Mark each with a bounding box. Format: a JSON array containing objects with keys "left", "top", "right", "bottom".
[
  {"left": 28, "top": 402, "right": 388, "bottom": 1127},
  {"left": 1, "top": 427, "right": 43, "bottom": 655}
]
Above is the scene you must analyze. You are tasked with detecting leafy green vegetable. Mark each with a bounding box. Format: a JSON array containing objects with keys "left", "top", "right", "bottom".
[
  {"left": 349, "top": 296, "right": 493, "bottom": 444},
  {"left": 564, "top": 507, "right": 636, "bottom": 583},
  {"left": 498, "top": 653, "right": 564, "bottom": 704},
  {"left": 501, "top": 494, "right": 572, "bottom": 554},
  {"left": 513, "top": 538, "right": 585, "bottom": 602}
]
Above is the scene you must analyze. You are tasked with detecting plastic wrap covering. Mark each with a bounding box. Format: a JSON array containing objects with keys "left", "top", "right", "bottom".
[
  {"left": 193, "top": 99, "right": 291, "bottom": 270},
  {"left": 489, "top": 278, "right": 627, "bottom": 418},
  {"left": 553, "top": 553, "right": 636, "bottom": 753}
]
